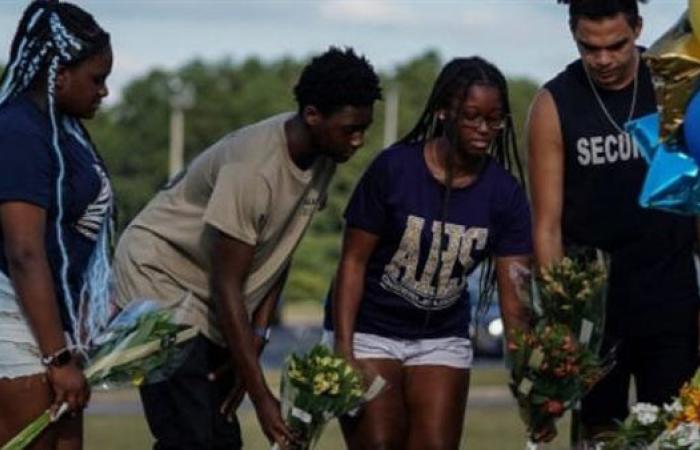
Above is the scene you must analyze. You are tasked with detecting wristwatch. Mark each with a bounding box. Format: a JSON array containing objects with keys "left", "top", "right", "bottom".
[
  {"left": 253, "top": 326, "right": 271, "bottom": 343},
  {"left": 41, "top": 347, "right": 72, "bottom": 367}
]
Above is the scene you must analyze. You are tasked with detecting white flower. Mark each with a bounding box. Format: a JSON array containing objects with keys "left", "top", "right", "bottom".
[
  {"left": 631, "top": 403, "right": 660, "bottom": 426},
  {"left": 664, "top": 399, "right": 684, "bottom": 416}
]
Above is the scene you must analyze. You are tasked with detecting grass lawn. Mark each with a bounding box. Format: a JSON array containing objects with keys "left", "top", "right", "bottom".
[
  {"left": 84, "top": 405, "right": 573, "bottom": 449},
  {"left": 83, "top": 366, "right": 574, "bottom": 449}
]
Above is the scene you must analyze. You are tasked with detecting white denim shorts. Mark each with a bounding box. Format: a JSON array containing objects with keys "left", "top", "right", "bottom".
[
  {"left": 321, "top": 330, "right": 473, "bottom": 369},
  {"left": 0, "top": 270, "right": 44, "bottom": 379}
]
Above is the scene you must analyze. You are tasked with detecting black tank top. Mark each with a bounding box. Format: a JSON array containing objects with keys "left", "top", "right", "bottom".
[{"left": 545, "top": 55, "right": 698, "bottom": 336}]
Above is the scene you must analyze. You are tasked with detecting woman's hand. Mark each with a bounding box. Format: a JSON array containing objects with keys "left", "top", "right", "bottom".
[{"left": 47, "top": 358, "right": 90, "bottom": 417}]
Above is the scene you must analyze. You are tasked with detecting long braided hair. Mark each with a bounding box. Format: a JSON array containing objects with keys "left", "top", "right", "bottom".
[
  {"left": 398, "top": 56, "right": 524, "bottom": 326},
  {"left": 0, "top": 0, "right": 112, "bottom": 350}
]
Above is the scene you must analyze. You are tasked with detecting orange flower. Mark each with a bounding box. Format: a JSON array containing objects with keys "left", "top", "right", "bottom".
[{"left": 674, "top": 384, "right": 700, "bottom": 425}]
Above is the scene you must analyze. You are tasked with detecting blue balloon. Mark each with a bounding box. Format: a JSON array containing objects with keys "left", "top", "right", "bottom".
[
  {"left": 626, "top": 113, "right": 661, "bottom": 163},
  {"left": 685, "top": 89, "right": 700, "bottom": 166},
  {"left": 627, "top": 112, "right": 700, "bottom": 215}
]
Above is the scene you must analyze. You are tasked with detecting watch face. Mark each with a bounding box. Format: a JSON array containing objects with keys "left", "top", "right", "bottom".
[{"left": 49, "top": 349, "right": 72, "bottom": 367}]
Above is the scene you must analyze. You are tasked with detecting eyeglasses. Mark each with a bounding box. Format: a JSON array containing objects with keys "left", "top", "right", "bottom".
[{"left": 459, "top": 113, "right": 507, "bottom": 131}]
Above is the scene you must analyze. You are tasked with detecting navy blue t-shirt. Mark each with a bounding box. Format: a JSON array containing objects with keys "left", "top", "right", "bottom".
[
  {"left": 324, "top": 142, "right": 532, "bottom": 339},
  {"left": 0, "top": 95, "right": 113, "bottom": 328}
]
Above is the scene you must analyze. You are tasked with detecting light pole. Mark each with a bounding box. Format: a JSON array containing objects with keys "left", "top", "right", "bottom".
[
  {"left": 383, "top": 84, "right": 400, "bottom": 148},
  {"left": 168, "top": 77, "right": 195, "bottom": 180}
]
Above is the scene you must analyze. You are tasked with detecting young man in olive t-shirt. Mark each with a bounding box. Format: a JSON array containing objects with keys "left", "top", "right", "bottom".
[{"left": 113, "top": 47, "right": 381, "bottom": 450}]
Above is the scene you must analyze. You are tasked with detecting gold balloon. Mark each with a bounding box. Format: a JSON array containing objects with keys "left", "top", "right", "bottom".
[
  {"left": 690, "top": 0, "right": 700, "bottom": 43},
  {"left": 644, "top": 11, "right": 700, "bottom": 143}
]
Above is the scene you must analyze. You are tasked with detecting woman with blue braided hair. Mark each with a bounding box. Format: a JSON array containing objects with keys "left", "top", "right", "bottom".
[{"left": 0, "top": 1, "right": 113, "bottom": 448}]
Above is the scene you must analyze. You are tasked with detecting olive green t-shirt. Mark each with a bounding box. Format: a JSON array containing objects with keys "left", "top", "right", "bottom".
[{"left": 113, "top": 113, "right": 335, "bottom": 345}]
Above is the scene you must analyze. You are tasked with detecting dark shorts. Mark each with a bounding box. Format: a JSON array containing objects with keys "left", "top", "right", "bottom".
[
  {"left": 140, "top": 335, "right": 242, "bottom": 450},
  {"left": 581, "top": 330, "right": 699, "bottom": 427}
]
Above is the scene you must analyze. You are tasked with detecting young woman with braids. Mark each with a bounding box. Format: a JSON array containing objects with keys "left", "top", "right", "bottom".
[
  {"left": 0, "top": 1, "right": 113, "bottom": 448},
  {"left": 322, "top": 57, "right": 532, "bottom": 449}
]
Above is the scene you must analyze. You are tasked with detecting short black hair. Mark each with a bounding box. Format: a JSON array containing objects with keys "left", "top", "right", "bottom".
[
  {"left": 558, "top": 0, "right": 646, "bottom": 31},
  {"left": 294, "top": 46, "right": 381, "bottom": 115}
]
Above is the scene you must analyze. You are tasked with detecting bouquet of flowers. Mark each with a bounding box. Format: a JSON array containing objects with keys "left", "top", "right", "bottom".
[
  {"left": 2, "top": 301, "right": 197, "bottom": 450},
  {"left": 601, "top": 369, "right": 700, "bottom": 449},
  {"left": 508, "top": 257, "right": 613, "bottom": 448},
  {"left": 273, "top": 345, "right": 384, "bottom": 450}
]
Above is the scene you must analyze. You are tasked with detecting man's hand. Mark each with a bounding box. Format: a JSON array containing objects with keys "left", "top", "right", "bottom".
[
  {"left": 252, "top": 391, "right": 297, "bottom": 450},
  {"left": 220, "top": 378, "right": 245, "bottom": 422},
  {"left": 532, "top": 421, "right": 557, "bottom": 443},
  {"left": 212, "top": 334, "right": 269, "bottom": 421}
]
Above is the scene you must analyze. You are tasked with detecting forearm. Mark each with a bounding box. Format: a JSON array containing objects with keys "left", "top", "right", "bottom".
[
  {"left": 7, "top": 249, "right": 67, "bottom": 355},
  {"left": 215, "top": 281, "right": 270, "bottom": 404},
  {"left": 251, "top": 266, "right": 288, "bottom": 329},
  {"left": 333, "top": 259, "right": 366, "bottom": 359},
  {"left": 500, "top": 292, "right": 529, "bottom": 338},
  {"left": 527, "top": 89, "right": 565, "bottom": 270},
  {"left": 495, "top": 256, "right": 531, "bottom": 338},
  {"left": 533, "top": 224, "right": 563, "bottom": 269}
]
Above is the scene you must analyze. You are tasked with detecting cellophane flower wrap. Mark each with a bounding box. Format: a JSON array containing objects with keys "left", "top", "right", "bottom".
[
  {"left": 508, "top": 257, "right": 613, "bottom": 447},
  {"left": 274, "top": 344, "right": 384, "bottom": 450},
  {"left": 601, "top": 368, "right": 700, "bottom": 449},
  {"left": 2, "top": 301, "right": 197, "bottom": 450}
]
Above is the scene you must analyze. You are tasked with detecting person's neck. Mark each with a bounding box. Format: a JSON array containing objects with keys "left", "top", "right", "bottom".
[
  {"left": 435, "top": 137, "right": 485, "bottom": 177},
  {"left": 427, "top": 137, "right": 486, "bottom": 189},
  {"left": 26, "top": 89, "right": 49, "bottom": 114},
  {"left": 284, "top": 114, "right": 318, "bottom": 171}
]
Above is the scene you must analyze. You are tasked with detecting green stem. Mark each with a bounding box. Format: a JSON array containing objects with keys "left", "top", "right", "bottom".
[{"left": 0, "top": 410, "right": 51, "bottom": 450}]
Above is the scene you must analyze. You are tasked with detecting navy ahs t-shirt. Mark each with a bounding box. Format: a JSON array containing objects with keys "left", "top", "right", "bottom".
[
  {"left": 0, "top": 95, "right": 113, "bottom": 327},
  {"left": 324, "top": 143, "right": 532, "bottom": 339}
]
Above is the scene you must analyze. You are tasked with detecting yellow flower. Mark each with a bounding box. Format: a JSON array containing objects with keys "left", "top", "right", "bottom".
[
  {"left": 351, "top": 388, "right": 364, "bottom": 398},
  {"left": 288, "top": 368, "right": 304, "bottom": 382},
  {"left": 575, "top": 287, "right": 591, "bottom": 301},
  {"left": 132, "top": 374, "right": 145, "bottom": 387},
  {"left": 313, "top": 373, "right": 334, "bottom": 395},
  {"left": 328, "top": 358, "right": 341, "bottom": 368},
  {"left": 545, "top": 281, "right": 568, "bottom": 299}
]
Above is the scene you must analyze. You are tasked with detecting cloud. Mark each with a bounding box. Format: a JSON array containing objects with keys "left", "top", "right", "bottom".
[{"left": 319, "top": 0, "right": 417, "bottom": 26}]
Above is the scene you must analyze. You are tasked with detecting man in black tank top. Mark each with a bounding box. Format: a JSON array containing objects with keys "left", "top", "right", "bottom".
[{"left": 528, "top": 0, "right": 699, "bottom": 442}]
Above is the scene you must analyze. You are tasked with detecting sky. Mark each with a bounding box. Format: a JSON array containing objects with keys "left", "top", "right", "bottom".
[{"left": 0, "top": 0, "right": 690, "bottom": 102}]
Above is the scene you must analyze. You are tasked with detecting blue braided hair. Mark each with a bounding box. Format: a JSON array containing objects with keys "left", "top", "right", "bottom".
[{"left": 0, "top": 0, "right": 113, "bottom": 350}]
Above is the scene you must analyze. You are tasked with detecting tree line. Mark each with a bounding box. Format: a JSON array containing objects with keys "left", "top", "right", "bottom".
[{"left": 1, "top": 51, "right": 540, "bottom": 304}]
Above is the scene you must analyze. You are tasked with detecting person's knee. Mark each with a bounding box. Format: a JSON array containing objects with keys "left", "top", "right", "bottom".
[
  {"left": 409, "top": 434, "right": 459, "bottom": 450},
  {"left": 356, "top": 438, "right": 404, "bottom": 450},
  {"left": 344, "top": 425, "right": 404, "bottom": 450}
]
